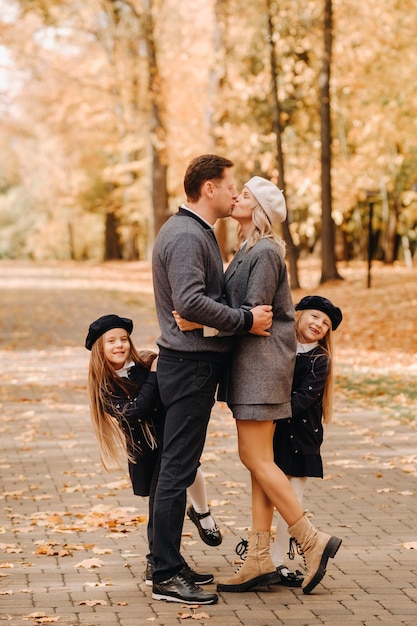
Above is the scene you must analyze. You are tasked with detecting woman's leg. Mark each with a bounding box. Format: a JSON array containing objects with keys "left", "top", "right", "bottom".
[
  {"left": 217, "top": 420, "right": 287, "bottom": 592},
  {"left": 250, "top": 473, "right": 274, "bottom": 530},
  {"left": 271, "top": 476, "right": 307, "bottom": 566},
  {"left": 218, "top": 420, "right": 342, "bottom": 595},
  {"left": 236, "top": 420, "right": 303, "bottom": 526}
]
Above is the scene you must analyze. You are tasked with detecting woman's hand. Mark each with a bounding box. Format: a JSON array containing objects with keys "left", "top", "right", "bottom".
[{"left": 172, "top": 310, "right": 203, "bottom": 331}]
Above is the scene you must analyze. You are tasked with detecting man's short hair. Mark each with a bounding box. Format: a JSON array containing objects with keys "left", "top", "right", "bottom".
[{"left": 184, "top": 154, "right": 234, "bottom": 202}]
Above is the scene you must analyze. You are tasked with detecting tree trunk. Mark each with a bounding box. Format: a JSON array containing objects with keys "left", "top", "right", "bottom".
[
  {"left": 142, "top": 0, "right": 169, "bottom": 240},
  {"left": 320, "top": 0, "right": 342, "bottom": 283},
  {"left": 266, "top": 1, "right": 300, "bottom": 289},
  {"left": 210, "top": 0, "right": 232, "bottom": 262},
  {"left": 382, "top": 193, "right": 399, "bottom": 264},
  {"left": 104, "top": 211, "right": 123, "bottom": 260}
]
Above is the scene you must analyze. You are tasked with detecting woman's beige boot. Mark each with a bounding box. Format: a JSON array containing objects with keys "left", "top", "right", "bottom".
[
  {"left": 216, "top": 531, "right": 278, "bottom": 592},
  {"left": 288, "top": 514, "right": 342, "bottom": 594}
]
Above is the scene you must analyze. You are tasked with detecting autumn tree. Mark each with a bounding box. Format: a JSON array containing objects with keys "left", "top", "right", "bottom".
[
  {"left": 319, "top": 0, "right": 342, "bottom": 282},
  {"left": 0, "top": 0, "right": 416, "bottom": 264},
  {"left": 266, "top": 0, "right": 300, "bottom": 289},
  {"left": 136, "top": 0, "right": 169, "bottom": 240}
]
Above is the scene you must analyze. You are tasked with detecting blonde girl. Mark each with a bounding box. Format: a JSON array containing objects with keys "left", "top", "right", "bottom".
[
  {"left": 271, "top": 295, "right": 342, "bottom": 586},
  {"left": 85, "top": 314, "right": 221, "bottom": 587}
]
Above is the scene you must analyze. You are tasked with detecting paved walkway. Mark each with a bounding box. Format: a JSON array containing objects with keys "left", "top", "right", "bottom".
[
  {"left": 2, "top": 348, "right": 417, "bottom": 626},
  {"left": 1, "top": 263, "right": 417, "bottom": 625}
]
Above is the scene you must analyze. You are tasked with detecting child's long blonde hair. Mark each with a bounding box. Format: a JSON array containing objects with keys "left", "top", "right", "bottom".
[
  {"left": 295, "top": 310, "right": 334, "bottom": 424},
  {"left": 236, "top": 204, "right": 286, "bottom": 257},
  {"left": 88, "top": 335, "right": 157, "bottom": 471}
]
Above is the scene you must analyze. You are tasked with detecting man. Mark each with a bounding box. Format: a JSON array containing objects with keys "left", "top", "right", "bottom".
[{"left": 151, "top": 154, "right": 273, "bottom": 605}]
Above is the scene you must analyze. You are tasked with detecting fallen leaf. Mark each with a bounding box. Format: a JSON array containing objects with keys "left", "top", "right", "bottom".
[
  {"left": 74, "top": 557, "right": 103, "bottom": 569},
  {"left": 208, "top": 499, "right": 229, "bottom": 507},
  {"left": 92, "top": 547, "right": 112, "bottom": 555},
  {"left": 78, "top": 599, "right": 107, "bottom": 606},
  {"left": 24, "top": 613, "right": 61, "bottom": 623},
  {"left": 178, "top": 611, "right": 211, "bottom": 620}
]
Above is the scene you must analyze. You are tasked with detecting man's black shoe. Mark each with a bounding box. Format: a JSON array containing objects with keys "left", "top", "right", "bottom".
[
  {"left": 183, "top": 562, "right": 214, "bottom": 585},
  {"left": 152, "top": 570, "right": 219, "bottom": 604},
  {"left": 145, "top": 561, "right": 214, "bottom": 586},
  {"left": 143, "top": 561, "right": 153, "bottom": 587}
]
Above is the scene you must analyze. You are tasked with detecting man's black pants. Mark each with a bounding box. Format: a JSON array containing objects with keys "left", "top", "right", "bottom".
[{"left": 152, "top": 354, "right": 223, "bottom": 583}]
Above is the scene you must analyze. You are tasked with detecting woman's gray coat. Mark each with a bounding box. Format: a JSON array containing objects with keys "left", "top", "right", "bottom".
[{"left": 223, "top": 238, "right": 296, "bottom": 420}]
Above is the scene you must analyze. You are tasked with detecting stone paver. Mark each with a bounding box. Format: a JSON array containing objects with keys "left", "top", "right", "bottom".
[{"left": 1, "top": 264, "right": 417, "bottom": 626}]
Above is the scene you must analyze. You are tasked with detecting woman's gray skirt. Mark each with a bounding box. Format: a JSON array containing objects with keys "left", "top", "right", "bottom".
[{"left": 230, "top": 402, "right": 291, "bottom": 422}]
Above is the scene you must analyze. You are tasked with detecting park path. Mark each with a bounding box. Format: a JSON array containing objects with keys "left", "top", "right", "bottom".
[{"left": 1, "top": 261, "right": 417, "bottom": 626}]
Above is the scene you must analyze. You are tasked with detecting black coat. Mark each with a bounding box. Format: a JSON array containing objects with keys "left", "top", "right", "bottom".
[
  {"left": 105, "top": 363, "right": 165, "bottom": 496},
  {"left": 273, "top": 346, "right": 329, "bottom": 477}
]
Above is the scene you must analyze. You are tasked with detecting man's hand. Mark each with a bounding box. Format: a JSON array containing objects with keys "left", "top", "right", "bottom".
[{"left": 249, "top": 305, "right": 273, "bottom": 336}]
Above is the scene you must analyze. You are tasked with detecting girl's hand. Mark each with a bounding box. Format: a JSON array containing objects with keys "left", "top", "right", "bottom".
[
  {"left": 172, "top": 310, "right": 203, "bottom": 331},
  {"left": 151, "top": 356, "right": 158, "bottom": 371}
]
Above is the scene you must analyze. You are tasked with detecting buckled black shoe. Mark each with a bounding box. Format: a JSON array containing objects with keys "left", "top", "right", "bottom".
[
  {"left": 152, "top": 569, "right": 219, "bottom": 604},
  {"left": 272, "top": 565, "right": 304, "bottom": 587},
  {"left": 187, "top": 505, "right": 223, "bottom": 547}
]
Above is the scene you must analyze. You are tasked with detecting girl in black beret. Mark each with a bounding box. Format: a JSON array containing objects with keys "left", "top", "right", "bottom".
[
  {"left": 271, "top": 295, "right": 343, "bottom": 585},
  {"left": 86, "top": 314, "right": 222, "bottom": 587}
]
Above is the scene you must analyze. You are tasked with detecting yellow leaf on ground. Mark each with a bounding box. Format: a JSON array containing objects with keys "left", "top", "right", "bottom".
[
  {"left": 78, "top": 599, "right": 107, "bottom": 606},
  {"left": 74, "top": 557, "right": 103, "bottom": 569}
]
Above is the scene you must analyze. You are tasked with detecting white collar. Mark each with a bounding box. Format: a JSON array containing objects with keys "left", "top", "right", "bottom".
[
  {"left": 297, "top": 341, "right": 319, "bottom": 353},
  {"left": 115, "top": 360, "right": 135, "bottom": 378}
]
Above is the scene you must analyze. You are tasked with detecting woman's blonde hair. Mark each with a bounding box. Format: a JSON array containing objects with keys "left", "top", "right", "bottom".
[
  {"left": 237, "top": 202, "right": 286, "bottom": 257},
  {"left": 295, "top": 310, "right": 334, "bottom": 424},
  {"left": 88, "top": 335, "right": 157, "bottom": 471}
]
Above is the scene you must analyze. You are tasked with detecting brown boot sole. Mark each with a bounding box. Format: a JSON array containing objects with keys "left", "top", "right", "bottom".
[
  {"left": 302, "top": 536, "right": 342, "bottom": 595},
  {"left": 217, "top": 571, "right": 279, "bottom": 593}
]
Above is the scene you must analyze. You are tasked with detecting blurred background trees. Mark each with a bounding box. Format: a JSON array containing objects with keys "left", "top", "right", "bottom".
[{"left": 0, "top": 0, "right": 416, "bottom": 280}]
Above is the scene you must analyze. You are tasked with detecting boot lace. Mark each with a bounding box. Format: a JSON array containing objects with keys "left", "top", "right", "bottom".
[
  {"left": 235, "top": 537, "right": 249, "bottom": 560},
  {"left": 288, "top": 537, "right": 307, "bottom": 571}
]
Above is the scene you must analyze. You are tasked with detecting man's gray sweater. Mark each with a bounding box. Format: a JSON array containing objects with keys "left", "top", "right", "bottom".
[{"left": 152, "top": 208, "right": 252, "bottom": 355}]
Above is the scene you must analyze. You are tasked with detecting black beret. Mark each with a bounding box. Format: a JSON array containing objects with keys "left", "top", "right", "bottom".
[
  {"left": 85, "top": 314, "right": 133, "bottom": 350},
  {"left": 295, "top": 295, "right": 343, "bottom": 330}
]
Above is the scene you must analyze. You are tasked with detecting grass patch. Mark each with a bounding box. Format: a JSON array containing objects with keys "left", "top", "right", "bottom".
[{"left": 336, "top": 363, "right": 417, "bottom": 423}]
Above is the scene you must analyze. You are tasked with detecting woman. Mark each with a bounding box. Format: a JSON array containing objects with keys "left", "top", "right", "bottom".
[{"left": 174, "top": 177, "right": 342, "bottom": 595}]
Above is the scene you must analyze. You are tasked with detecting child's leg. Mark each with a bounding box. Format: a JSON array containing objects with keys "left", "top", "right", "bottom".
[
  {"left": 187, "top": 466, "right": 217, "bottom": 530},
  {"left": 271, "top": 476, "right": 307, "bottom": 566}
]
